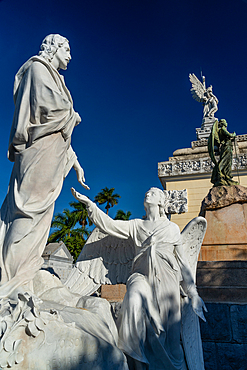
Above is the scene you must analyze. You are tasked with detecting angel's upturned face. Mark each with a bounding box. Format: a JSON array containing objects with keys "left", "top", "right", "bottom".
[{"left": 144, "top": 189, "right": 160, "bottom": 206}]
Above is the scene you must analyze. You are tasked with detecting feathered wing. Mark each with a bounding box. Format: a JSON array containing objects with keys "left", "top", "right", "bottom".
[
  {"left": 208, "top": 119, "right": 219, "bottom": 165},
  {"left": 189, "top": 73, "right": 205, "bottom": 102},
  {"left": 180, "top": 217, "right": 207, "bottom": 370},
  {"left": 65, "top": 227, "right": 135, "bottom": 296}
]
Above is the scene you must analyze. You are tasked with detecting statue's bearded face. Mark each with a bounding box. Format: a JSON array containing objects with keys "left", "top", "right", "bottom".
[{"left": 53, "top": 41, "right": 71, "bottom": 70}]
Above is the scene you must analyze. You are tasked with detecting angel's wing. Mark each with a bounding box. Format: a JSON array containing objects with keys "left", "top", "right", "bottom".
[
  {"left": 208, "top": 119, "right": 219, "bottom": 165},
  {"left": 180, "top": 216, "right": 207, "bottom": 280},
  {"left": 180, "top": 216, "right": 207, "bottom": 370},
  {"left": 189, "top": 73, "right": 205, "bottom": 102},
  {"left": 65, "top": 227, "right": 135, "bottom": 296}
]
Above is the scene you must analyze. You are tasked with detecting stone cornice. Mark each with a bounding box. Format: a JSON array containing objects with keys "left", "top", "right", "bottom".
[
  {"left": 191, "top": 134, "right": 247, "bottom": 149},
  {"left": 158, "top": 154, "right": 247, "bottom": 177}
]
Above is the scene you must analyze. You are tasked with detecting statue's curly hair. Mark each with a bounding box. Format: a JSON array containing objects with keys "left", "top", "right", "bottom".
[{"left": 39, "top": 34, "right": 68, "bottom": 62}]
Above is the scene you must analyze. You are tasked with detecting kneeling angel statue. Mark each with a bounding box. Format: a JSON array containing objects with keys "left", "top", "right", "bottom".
[{"left": 69, "top": 187, "right": 207, "bottom": 370}]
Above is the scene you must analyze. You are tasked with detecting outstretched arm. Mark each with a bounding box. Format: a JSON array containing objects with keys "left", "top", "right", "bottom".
[{"left": 71, "top": 188, "right": 130, "bottom": 239}]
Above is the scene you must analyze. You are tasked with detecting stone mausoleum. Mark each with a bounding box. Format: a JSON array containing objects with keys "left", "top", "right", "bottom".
[
  {"left": 42, "top": 241, "right": 74, "bottom": 283},
  {"left": 158, "top": 126, "right": 247, "bottom": 261},
  {"left": 158, "top": 116, "right": 247, "bottom": 368}
]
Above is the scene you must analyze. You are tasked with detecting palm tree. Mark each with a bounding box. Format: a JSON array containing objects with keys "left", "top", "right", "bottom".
[
  {"left": 48, "top": 208, "right": 90, "bottom": 260},
  {"left": 114, "top": 210, "right": 132, "bottom": 220},
  {"left": 48, "top": 209, "right": 77, "bottom": 243},
  {"left": 94, "top": 187, "right": 120, "bottom": 215},
  {"left": 69, "top": 200, "right": 92, "bottom": 228}
]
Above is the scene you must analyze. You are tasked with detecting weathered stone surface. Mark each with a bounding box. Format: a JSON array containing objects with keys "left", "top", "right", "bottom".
[
  {"left": 216, "top": 343, "right": 247, "bottom": 370},
  {"left": 202, "top": 342, "right": 217, "bottom": 370},
  {"left": 158, "top": 152, "right": 247, "bottom": 177},
  {"left": 196, "top": 261, "right": 247, "bottom": 303},
  {"left": 199, "top": 303, "right": 231, "bottom": 341},
  {"left": 173, "top": 146, "right": 208, "bottom": 157},
  {"left": 201, "top": 202, "right": 247, "bottom": 261},
  {"left": 197, "top": 261, "right": 247, "bottom": 287},
  {"left": 101, "top": 284, "right": 126, "bottom": 302},
  {"left": 198, "top": 287, "right": 247, "bottom": 303},
  {"left": 231, "top": 305, "right": 247, "bottom": 343},
  {"left": 200, "top": 185, "right": 247, "bottom": 212}
]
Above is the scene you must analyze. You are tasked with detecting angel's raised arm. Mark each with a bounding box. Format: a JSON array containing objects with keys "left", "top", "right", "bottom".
[{"left": 71, "top": 188, "right": 131, "bottom": 239}]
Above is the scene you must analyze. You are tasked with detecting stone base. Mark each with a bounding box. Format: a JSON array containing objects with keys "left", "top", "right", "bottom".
[
  {"left": 200, "top": 185, "right": 247, "bottom": 212},
  {"left": 200, "top": 302, "right": 247, "bottom": 370},
  {"left": 199, "top": 245, "right": 247, "bottom": 261},
  {"left": 200, "top": 202, "right": 247, "bottom": 261},
  {"left": 101, "top": 284, "right": 126, "bottom": 302},
  {"left": 196, "top": 261, "right": 247, "bottom": 303}
]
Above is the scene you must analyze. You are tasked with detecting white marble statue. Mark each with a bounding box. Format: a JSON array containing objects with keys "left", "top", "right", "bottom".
[
  {"left": 69, "top": 187, "right": 207, "bottom": 370},
  {"left": 0, "top": 272, "right": 128, "bottom": 369},
  {"left": 0, "top": 35, "right": 129, "bottom": 369},
  {"left": 0, "top": 34, "right": 89, "bottom": 299},
  {"left": 189, "top": 73, "right": 219, "bottom": 119}
]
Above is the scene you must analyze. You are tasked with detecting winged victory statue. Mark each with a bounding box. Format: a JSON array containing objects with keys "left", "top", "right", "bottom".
[{"left": 189, "top": 73, "right": 219, "bottom": 119}]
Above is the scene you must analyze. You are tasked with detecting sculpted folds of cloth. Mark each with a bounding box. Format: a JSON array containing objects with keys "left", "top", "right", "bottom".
[
  {"left": 70, "top": 187, "right": 207, "bottom": 370},
  {"left": 0, "top": 34, "right": 89, "bottom": 298},
  {"left": 208, "top": 119, "right": 239, "bottom": 187},
  {"left": 0, "top": 35, "right": 130, "bottom": 370}
]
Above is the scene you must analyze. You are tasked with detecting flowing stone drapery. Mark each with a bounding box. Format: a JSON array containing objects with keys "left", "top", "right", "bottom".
[
  {"left": 86, "top": 202, "right": 195, "bottom": 370},
  {"left": 0, "top": 56, "right": 79, "bottom": 298}
]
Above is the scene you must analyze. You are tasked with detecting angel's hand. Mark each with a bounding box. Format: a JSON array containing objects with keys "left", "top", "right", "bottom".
[
  {"left": 191, "top": 294, "right": 207, "bottom": 322},
  {"left": 71, "top": 188, "right": 91, "bottom": 205}
]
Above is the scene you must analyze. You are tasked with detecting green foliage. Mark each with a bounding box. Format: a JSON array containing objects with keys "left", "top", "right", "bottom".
[
  {"left": 69, "top": 200, "right": 92, "bottom": 228},
  {"left": 63, "top": 228, "right": 90, "bottom": 261},
  {"left": 48, "top": 208, "right": 90, "bottom": 261},
  {"left": 48, "top": 209, "right": 77, "bottom": 242},
  {"left": 114, "top": 210, "right": 132, "bottom": 220},
  {"left": 94, "top": 187, "right": 120, "bottom": 214}
]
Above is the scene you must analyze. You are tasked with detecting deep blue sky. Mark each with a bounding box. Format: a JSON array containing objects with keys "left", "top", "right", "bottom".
[{"left": 1, "top": 0, "right": 247, "bottom": 220}]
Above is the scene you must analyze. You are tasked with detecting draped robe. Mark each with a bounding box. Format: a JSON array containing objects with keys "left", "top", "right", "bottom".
[
  {"left": 217, "top": 126, "right": 235, "bottom": 185},
  {"left": 87, "top": 202, "right": 195, "bottom": 370},
  {"left": 0, "top": 56, "right": 79, "bottom": 297}
]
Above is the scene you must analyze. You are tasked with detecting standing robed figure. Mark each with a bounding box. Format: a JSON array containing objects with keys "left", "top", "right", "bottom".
[{"left": 0, "top": 34, "right": 89, "bottom": 298}]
